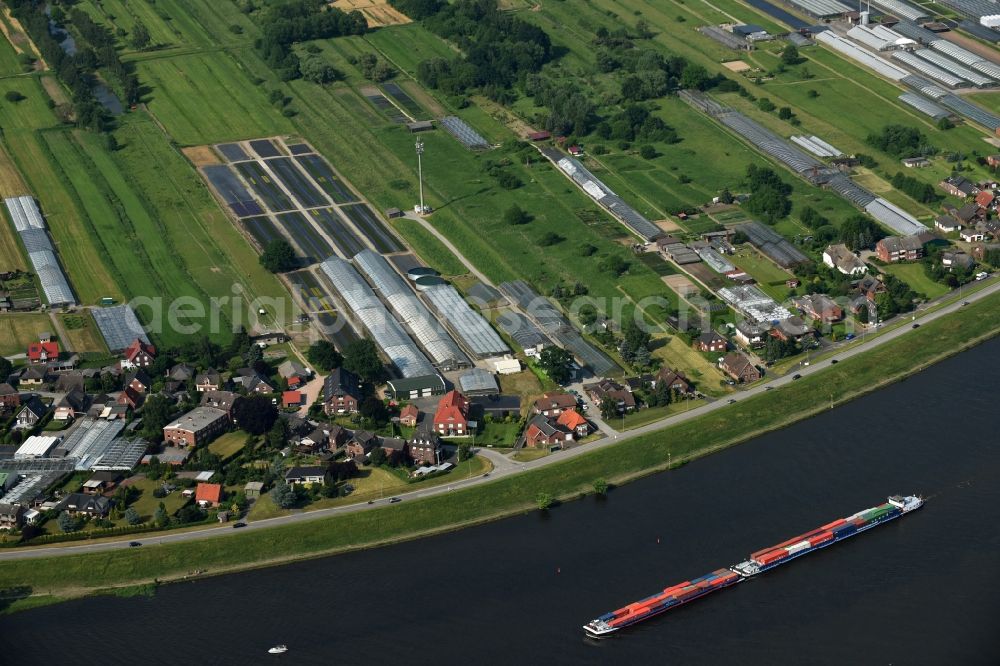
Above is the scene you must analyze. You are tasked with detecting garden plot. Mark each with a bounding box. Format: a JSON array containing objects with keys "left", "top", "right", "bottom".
[{"left": 295, "top": 154, "right": 358, "bottom": 204}]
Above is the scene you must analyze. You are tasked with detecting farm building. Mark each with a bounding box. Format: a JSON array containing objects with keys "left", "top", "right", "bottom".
[
  {"left": 4, "top": 196, "right": 75, "bottom": 307},
  {"left": 92, "top": 306, "right": 151, "bottom": 352}
]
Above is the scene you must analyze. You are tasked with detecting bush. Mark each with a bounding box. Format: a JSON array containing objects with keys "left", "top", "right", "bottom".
[
  {"left": 4, "top": 90, "right": 25, "bottom": 103},
  {"left": 639, "top": 144, "right": 657, "bottom": 159}
]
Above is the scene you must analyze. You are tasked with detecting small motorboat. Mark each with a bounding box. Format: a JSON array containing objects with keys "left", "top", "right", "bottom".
[{"left": 268, "top": 645, "right": 288, "bottom": 655}]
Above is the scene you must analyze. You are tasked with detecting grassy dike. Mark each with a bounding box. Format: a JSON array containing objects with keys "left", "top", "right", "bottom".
[{"left": 2, "top": 292, "right": 999, "bottom": 609}]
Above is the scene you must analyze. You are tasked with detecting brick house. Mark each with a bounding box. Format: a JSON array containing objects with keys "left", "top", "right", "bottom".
[
  {"left": 655, "top": 367, "right": 693, "bottom": 394},
  {"left": 524, "top": 415, "right": 571, "bottom": 448},
  {"left": 125, "top": 369, "right": 151, "bottom": 394},
  {"left": 284, "top": 466, "right": 327, "bottom": 486},
  {"left": 194, "top": 370, "right": 223, "bottom": 392},
  {"left": 720, "top": 351, "right": 761, "bottom": 384},
  {"left": 200, "top": 390, "right": 239, "bottom": 416},
  {"left": 696, "top": 330, "right": 728, "bottom": 353},
  {"left": 409, "top": 425, "right": 441, "bottom": 465},
  {"left": 794, "top": 294, "right": 843, "bottom": 323},
  {"left": 345, "top": 430, "right": 378, "bottom": 461},
  {"left": 876, "top": 235, "right": 924, "bottom": 263},
  {"left": 162, "top": 406, "right": 229, "bottom": 447},
  {"left": 556, "top": 409, "right": 591, "bottom": 438},
  {"left": 433, "top": 390, "right": 469, "bottom": 436},
  {"left": 380, "top": 437, "right": 409, "bottom": 460},
  {"left": 939, "top": 175, "right": 978, "bottom": 198},
  {"left": 120, "top": 339, "right": 156, "bottom": 370},
  {"left": 399, "top": 404, "right": 419, "bottom": 427},
  {"left": 0, "top": 383, "right": 20, "bottom": 414},
  {"left": 532, "top": 391, "right": 577, "bottom": 417},
  {"left": 822, "top": 244, "right": 867, "bottom": 275},
  {"left": 26, "top": 340, "right": 59, "bottom": 364},
  {"left": 583, "top": 380, "right": 636, "bottom": 412},
  {"left": 117, "top": 386, "right": 145, "bottom": 411},
  {"left": 322, "top": 368, "right": 361, "bottom": 415}
]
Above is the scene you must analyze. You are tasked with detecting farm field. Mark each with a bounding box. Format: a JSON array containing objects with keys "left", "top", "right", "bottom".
[
  {"left": 0, "top": 311, "right": 50, "bottom": 356},
  {"left": 58, "top": 312, "right": 108, "bottom": 354},
  {"left": 880, "top": 262, "right": 950, "bottom": 299},
  {"left": 729, "top": 248, "right": 793, "bottom": 300}
]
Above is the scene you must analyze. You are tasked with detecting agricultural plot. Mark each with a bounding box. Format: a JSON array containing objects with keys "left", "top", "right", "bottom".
[
  {"left": 202, "top": 165, "right": 263, "bottom": 218},
  {"left": 361, "top": 87, "right": 409, "bottom": 124},
  {"left": 295, "top": 154, "right": 358, "bottom": 204},
  {"left": 235, "top": 161, "right": 296, "bottom": 213},
  {"left": 216, "top": 143, "right": 249, "bottom": 162},
  {"left": 341, "top": 203, "right": 403, "bottom": 253},
  {"left": 267, "top": 157, "right": 329, "bottom": 209},
  {"left": 311, "top": 208, "right": 366, "bottom": 257},
  {"left": 287, "top": 144, "right": 312, "bottom": 156},
  {"left": 250, "top": 139, "right": 281, "bottom": 159},
  {"left": 242, "top": 216, "right": 284, "bottom": 250},
  {"left": 276, "top": 212, "right": 334, "bottom": 263},
  {"left": 287, "top": 270, "right": 357, "bottom": 348},
  {"left": 382, "top": 82, "right": 423, "bottom": 118},
  {"left": 0, "top": 312, "right": 51, "bottom": 356}
]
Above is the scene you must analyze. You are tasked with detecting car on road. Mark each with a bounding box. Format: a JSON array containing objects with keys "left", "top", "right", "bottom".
[
  {"left": 232, "top": 522, "right": 247, "bottom": 529},
  {"left": 792, "top": 374, "right": 802, "bottom": 380},
  {"left": 765, "top": 386, "right": 774, "bottom": 391},
  {"left": 482, "top": 473, "right": 490, "bottom": 478},
  {"left": 845, "top": 333, "right": 855, "bottom": 341},
  {"left": 830, "top": 359, "right": 838, "bottom": 364},
  {"left": 389, "top": 497, "right": 402, "bottom": 503},
  {"left": 129, "top": 541, "right": 142, "bottom": 547},
  {"left": 962, "top": 301, "right": 969, "bottom": 306},
  {"left": 727, "top": 399, "right": 737, "bottom": 404},
  {"left": 912, "top": 323, "right": 920, "bottom": 329}
]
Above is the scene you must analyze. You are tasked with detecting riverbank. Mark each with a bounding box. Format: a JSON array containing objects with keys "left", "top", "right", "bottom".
[{"left": 2, "top": 292, "right": 999, "bottom": 612}]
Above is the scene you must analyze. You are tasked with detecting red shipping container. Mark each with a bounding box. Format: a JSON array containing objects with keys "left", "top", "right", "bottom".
[{"left": 821, "top": 519, "right": 846, "bottom": 530}]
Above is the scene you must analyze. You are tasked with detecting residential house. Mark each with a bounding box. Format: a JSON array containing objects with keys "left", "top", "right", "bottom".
[
  {"left": 195, "top": 482, "right": 223, "bottom": 507},
  {"left": 876, "top": 235, "right": 925, "bottom": 263},
  {"left": 124, "top": 369, "right": 152, "bottom": 394},
  {"left": 794, "top": 294, "right": 843, "bottom": 323},
  {"left": 953, "top": 202, "right": 983, "bottom": 225},
  {"left": 0, "top": 503, "right": 24, "bottom": 530},
  {"left": 345, "top": 430, "right": 378, "bottom": 461},
  {"left": 54, "top": 389, "right": 89, "bottom": 421},
  {"left": 167, "top": 363, "right": 196, "bottom": 383},
  {"left": 719, "top": 351, "right": 761, "bottom": 384},
  {"left": 19, "top": 364, "right": 50, "bottom": 387},
  {"left": 976, "top": 190, "right": 995, "bottom": 209},
  {"left": 556, "top": 409, "right": 591, "bottom": 438},
  {"left": 322, "top": 368, "right": 361, "bottom": 415},
  {"left": 935, "top": 217, "right": 963, "bottom": 233},
  {"left": 282, "top": 390, "right": 304, "bottom": 409},
  {"left": 901, "top": 157, "right": 930, "bottom": 168},
  {"left": 734, "top": 320, "right": 769, "bottom": 349},
  {"left": 532, "top": 391, "right": 577, "bottom": 417},
  {"left": 162, "top": 406, "right": 230, "bottom": 447},
  {"left": 976, "top": 218, "right": 1000, "bottom": 239},
  {"left": 822, "top": 244, "right": 867, "bottom": 275},
  {"left": 200, "top": 390, "right": 239, "bottom": 416},
  {"left": 117, "top": 386, "right": 144, "bottom": 411},
  {"left": 655, "top": 367, "right": 693, "bottom": 395},
  {"left": 853, "top": 274, "right": 887, "bottom": 303},
  {"left": 194, "top": 370, "right": 223, "bottom": 392},
  {"left": 0, "top": 383, "right": 20, "bottom": 414},
  {"left": 939, "top": 175, "right": 978, "bottom": 198},
  {"left": 409, "top": 425, "right": 441, "bottom": 465},
  {"left": 14, "top": 396, "right": 48, "bottom": 429},
  {"left": 960, "top": 228, "right": 986, "bottom": 243},
  {"left": 696, "top": 330, "right": 728, "bottom": 353},
  {"left": 277, "top": 360, "right": 310, "bottom": 383},
  {"left": 81, "top": 471, "right": 121, "bottom": 495},
  {"left": 53, "top": 373, "right": 85, "bottom": 394},
  {"left": 399, "top": 404, "right": 419, "bottom": 427},
  {"left": 295, "top": 425, "right": 336, "bottom": 453},
  {"left": 971, "top": 243, "right": 1000, "bottom": 262},
  {"left": 584, "top": 380, "right": 636, "bottom": 413},
  {"left": 284, "top": 466, "right": 326, "bottom": 486},
  {"left": 231, "top": 368, "right": 275, "bottom": 394},
  {"left": 120, "top": 339, "right": 156, "bottom": 370},
  {"left": 26, "top": 340, "right": 59, "bottom": 364},
  {"left": 524, "top": 414, "right": 570, "bottom": 448},
  {"left": 244, "top": 481, "right": 264, "bottom": 500},
  {"left": 470, "top": 395, "right": 521, "bottom": 420},
  {"left": 988, "top": 154, "right": 1000, "bottom": 168},
  {"left": 624, "top": 374, "right": 655, "bottom": 393},
  {"left": 433, "top": 390, "right": 470, "bottom": 436},
  {"left": 941, "top": 251, "right": 975, "bottom": 270},
  {"left": 57, "top": 493, "right": 111, "bottom": 518},
  {"left": 380, "top": 437, "right": 409, "bottom": 460}
]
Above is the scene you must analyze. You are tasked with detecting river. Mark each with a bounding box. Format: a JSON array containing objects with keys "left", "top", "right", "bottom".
[{"left": 2, "top": 339, "right": 999, "bottom": 664}]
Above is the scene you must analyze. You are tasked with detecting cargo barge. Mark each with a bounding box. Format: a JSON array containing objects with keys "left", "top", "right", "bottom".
[{"left": 584, "top": 495, "right": 922, "bottom": 637}]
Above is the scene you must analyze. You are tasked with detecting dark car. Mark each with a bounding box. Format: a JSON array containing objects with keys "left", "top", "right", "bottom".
[
  {"left": 830, "top": 359, "right": 838, "bottom": 365},
  {"left": 129, "top": 541, "right": 142, "bottom": 547},
  {"left": 727, "top": 398, "right": 737, "bottom": 404},
  {"left": 912, "top": 323, "right": 920, "bottom": 329},
  {"left": 765, "top": 386, "right": 774, "bottom": 391},
  {"left": 232, "top": 521, "right": 247, "bottom": 529},
  {"left": 389, "top": 497, "right": 402, "bottom": 503},
  {"left": 792, "top": 374, "right": 802, "bottom": 380}
]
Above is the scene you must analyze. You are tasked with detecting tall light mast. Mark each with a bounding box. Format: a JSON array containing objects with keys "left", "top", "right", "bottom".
[{"left": 415, "top": 139, "right": 426, "bottom": 215}]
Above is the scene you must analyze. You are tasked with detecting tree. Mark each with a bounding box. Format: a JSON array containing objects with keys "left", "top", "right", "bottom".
[
  {"left": 233, "top": 395, "right": 278, "bottom": 435},
  {"left": 778, "top": 107, "right": 793, "bottom": 120},
  {"left": 839, "top": 215, "right": 885, "bottom": 251},
  {"left": 301, "top": 56, "right": 341, "bottom": 84},
  {"left": 342, "top": 338, "right": 384, "bottom": 382},
  {"left": 536, "top": 492, "right": 554, "bottom": 510},
  {"left": 359, "top": 395, "right": 389, "bottom": 425},
  {"left": 538, "top": 231, "right": 564, "bottom": 246},
  {"left": 679, "top": 64, "right": 711, "bottom": 90},
  {"left": 369, "top": 446, "right": 387, "bottom": 467},
  {"left": 130, "top": 22, "right": 151, "bottom": 50},
  {"left": 307, "top": 340, "right": 342, "bottom": 371},
  {"left": 3, "top": 90, "right": 25, "bottom": 103},
  {"left": 599, "top": 396, "right": 618, "bottom": 420},
  {"left": 153, "top": 502, "right": 170, "bottom": 528},
  {"left": 639, "top": 144, "right": 657, "bottom": 160},
  {"left": 780, "top": 43, "right": 801, "bottom": 65},
  {"left": 538, "top": 346, "right": 573, "bottom": 384},
  {"left": 141, "top": 395, "right": 175, "bottom": 441},
  {"left": 0, "top": 356, "right": 12, "bottom": 382},
  {"left": 57, "top": 511, "right": 81, "bottom": 533},
  {"left": 458, "top": 442, "right": 472, "bottom": 462},
  {"left": 267, "top": 419, "right": 288, "bottom": 449},
  {"left": 271, "top": 480, "right": 297, "bottom": 508},
  {"left": 124, "top": 507, "right": 142, "bottom": 525},
  {"left": 259, "top": 239, "right": 298, "bottom": 273},
  {"left": 593, "top": 478, "right": 608, "bottom": 495},
  {"left": 503, "top": 204, "right": 531, "bottom": 226}
]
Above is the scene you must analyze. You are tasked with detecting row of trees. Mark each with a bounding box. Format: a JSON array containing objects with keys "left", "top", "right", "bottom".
[
  {"left": 866, "top": 125, "right": 935, "bottom": 159},
  {"left": 67, "top": 8, "right": 140, "bottom": 106},
  {"left": 890, "top": 172, "right": 938, "bottom": 204}
]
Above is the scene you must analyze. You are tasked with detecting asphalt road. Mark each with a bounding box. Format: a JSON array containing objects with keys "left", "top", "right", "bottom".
[{"left": 2, "top": 280, "right": 997, "bottom": 561}]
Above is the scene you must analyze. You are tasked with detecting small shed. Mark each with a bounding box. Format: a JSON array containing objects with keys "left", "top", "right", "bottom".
[
  {"left": 407, "top": 120, "right": 434, "bottom": 133},
  {"left": 245, "top": 481, "right": 264, "bottom": 499},
  {"left": 386, "top": 207, "right": 404, "bottom": 219}
]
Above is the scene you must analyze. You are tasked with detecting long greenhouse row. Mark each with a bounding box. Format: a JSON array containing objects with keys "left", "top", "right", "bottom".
[{"left": 3, "top": 196, "right": 75, "bottom": 307}]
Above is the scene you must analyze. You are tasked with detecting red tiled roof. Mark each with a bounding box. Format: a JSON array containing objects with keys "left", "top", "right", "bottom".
[
  {"left": 195, "top": 483, "right": 222, "bottom": 504},
  {"left": 123, "top": 338, "right": 156, "bottom": 361},
  {"left": 282, "top": 390, "right": 303, "bottom": 407},
  {"left": 434, "top": 390, "right": 468, "bottom": 425},
  {"left": 556, "top": 409, "right": 588, "bottom": 431},
  {"left": 27, "top": 341, "right": 59, "bottom": 361},
  {"left": 975, "top": 190, "right": 994, "bottom": 208},
  {"left": 400, "top": 404, "right": 419, "bottom": 419}
]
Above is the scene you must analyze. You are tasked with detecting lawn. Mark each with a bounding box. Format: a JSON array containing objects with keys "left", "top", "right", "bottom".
[
  {"left": 0, "top": 312, "right": 51, "bottom": 356},
  {"left": 58, "top": 312, "right": 107, "bottom": 354},
  {"left": 207, "top": 431, "right": 248, "bottom": 459},
  {"left": 650, "top": 333, "right": 731, "bottom": 397},
  {"left": 5, "top": 292, "right": 997, "bottom": 599},
  {"left": 511, "top": 447, "right": 550, "bottom": 462},
  {"left": 125, "top": 476, "right": 192, "bottom": 524},
  {"left": 881, "top": 262, "right": 950, "bottom": 299},
  {"left": 389, "top": 217, "right": 467, "bottom": 276},
  {"left": 621, "top": 399, "right": 705, "bottom": 430},
  {"left": 730, "top": 248, "right": 793, "bottom": 300},
  {"left": 498, "top": 370, "right": 544, "bottom": 406}
]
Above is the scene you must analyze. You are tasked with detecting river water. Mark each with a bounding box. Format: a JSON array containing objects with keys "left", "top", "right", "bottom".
[{"left": 2, "top": 340, "right": 999, "bottom": 665}]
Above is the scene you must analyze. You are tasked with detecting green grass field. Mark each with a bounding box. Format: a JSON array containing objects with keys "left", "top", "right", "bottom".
[
  {"left": 730, "top": 248, "right": 793, "bottom": 300},
  {"left": 0, "top": 312, "right": 50, "bottom": 356},
  {"left": 126, "top": 477, "right": 191, "bottom": 523},
  {"left": 58, "top": 312, "right": 107, "bottom": 353},
  {"left": 207, "top": 431, "right": 248, "bottom": 459},
  {"left": 4, "top": 291, "right": 996, "bottom": 601},
  {"left": 881, "top": 262, "right": 950, "bottom": 299}
]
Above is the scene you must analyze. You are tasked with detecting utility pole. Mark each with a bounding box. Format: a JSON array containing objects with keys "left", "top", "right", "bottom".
[{"left": 415, "top": 139, "right": 427, "bottom": 215}]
